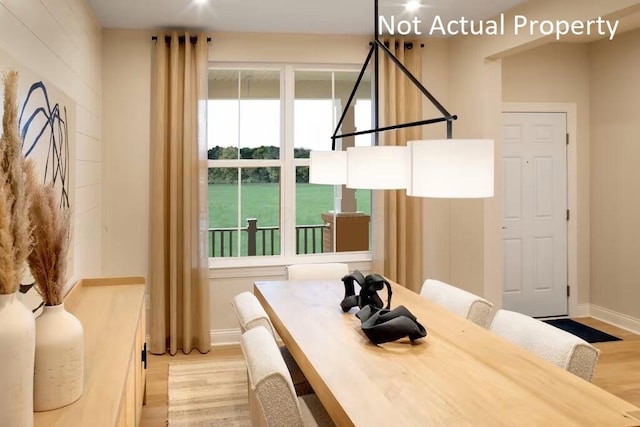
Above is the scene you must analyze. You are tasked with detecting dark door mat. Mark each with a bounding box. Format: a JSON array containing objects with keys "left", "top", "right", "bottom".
[{"left": 543, "top": 319, "right": 621, "bottom": 343}]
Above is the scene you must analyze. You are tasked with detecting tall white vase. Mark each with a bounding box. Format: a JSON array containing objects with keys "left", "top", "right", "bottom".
[
  {"left": 34, "top": 303, "right": 84, "bottom": 411},
  {"left": 0, "top": 292, "right": 36, "bottom": 427}
]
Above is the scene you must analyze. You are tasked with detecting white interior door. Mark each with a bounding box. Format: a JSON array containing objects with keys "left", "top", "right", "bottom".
[{"left": 502, "top": 112, "right": 567, "bottom": 317}]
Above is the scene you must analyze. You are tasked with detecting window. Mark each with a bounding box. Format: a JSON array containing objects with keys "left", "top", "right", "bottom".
[{"left": 207, "top": 65, "right": 372, "bottom": 260}]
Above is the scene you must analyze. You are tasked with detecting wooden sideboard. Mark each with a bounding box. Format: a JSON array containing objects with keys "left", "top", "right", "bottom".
[{"left": 34, "top": 277, "right": 147, "bottom": 427}]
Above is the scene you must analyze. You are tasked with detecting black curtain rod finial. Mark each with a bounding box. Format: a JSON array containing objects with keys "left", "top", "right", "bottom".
[
  {"left": 368, "top": 41, "right": 422, "bottom": 49},
  {"left": 152, "top": 35, "right": 212, "bottom": 43}
]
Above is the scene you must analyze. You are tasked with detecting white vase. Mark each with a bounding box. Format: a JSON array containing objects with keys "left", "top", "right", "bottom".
[
  {"left": 34, "top": 303, "right": 84, "bottom": 411},
  {"left": 0, "top": 292, "right": 35, "bottom": 427}
]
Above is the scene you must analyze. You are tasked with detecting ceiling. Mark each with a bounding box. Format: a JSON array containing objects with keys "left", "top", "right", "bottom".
[{"left": 86, "top": 0, "right": 526, "bottom": 35}]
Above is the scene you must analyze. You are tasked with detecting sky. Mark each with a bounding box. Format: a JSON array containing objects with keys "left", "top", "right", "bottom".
[{"left": 207, "top": 99, "right": 372, "bottom": 151}]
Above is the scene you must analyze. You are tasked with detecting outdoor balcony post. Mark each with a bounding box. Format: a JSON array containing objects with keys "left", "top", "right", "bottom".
[{"left": 247, "top": 218, "right": 257, "bottom": 256}]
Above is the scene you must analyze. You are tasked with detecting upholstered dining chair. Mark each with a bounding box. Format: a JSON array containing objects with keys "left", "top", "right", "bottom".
[
  {"left": 285, "top": 263, "right": 349, "bottom": 281},
  {"left": 419, "top": 279, "right": 493, "bottom": 327},
  {"left": 490, "top": 309, "right": 600, "bottom": 382},
  {"left": 231, "top": 291, "right": 275, "bottom": 335},
  {"left": 241, "top": 327, "right": 335, "bottom": 427},
  {"left": 231, "top": 292, "right": 313, "bottom": 395}
]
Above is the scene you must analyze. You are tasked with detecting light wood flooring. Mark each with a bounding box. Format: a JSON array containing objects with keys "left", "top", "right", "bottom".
[{"left": 140, "top": 318, "right": 640, "bottom": 426}]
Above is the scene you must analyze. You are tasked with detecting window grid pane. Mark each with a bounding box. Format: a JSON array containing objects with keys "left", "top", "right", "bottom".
[{"left": 207, "top": 66, "right": 373, "bottom": 259}]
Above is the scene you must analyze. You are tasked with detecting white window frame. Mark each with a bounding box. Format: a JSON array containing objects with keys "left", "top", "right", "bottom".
[{"left": 207, "top": 62, "right": 373, "bottom": 269}]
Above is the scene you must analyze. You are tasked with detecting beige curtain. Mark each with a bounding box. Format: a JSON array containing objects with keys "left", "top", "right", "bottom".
[
  {"left": 149, "top": 32, "right": 210, "bottom": 355},
  {"left": 380, "top": 39, "right": 424, "bottom": 293}
]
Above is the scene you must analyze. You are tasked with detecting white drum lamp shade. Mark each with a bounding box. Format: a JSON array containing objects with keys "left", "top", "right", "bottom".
[
  {"left": 346, "top": 146, "right": 409, "bottom": 190},
  {"left": 309, "top": 150, "right": 347, "bottom": 185},
  {"left": 408, "top": 139, "right": 494, "bottom": 198}
]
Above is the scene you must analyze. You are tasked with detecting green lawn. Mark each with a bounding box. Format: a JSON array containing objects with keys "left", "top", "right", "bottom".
[{"left": 208, "top": 183, "right": 371, "bottom": 256}]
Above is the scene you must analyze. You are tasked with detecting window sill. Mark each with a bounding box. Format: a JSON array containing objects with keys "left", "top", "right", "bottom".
[{"left": 208, "top": 252, "right": 373, "bottom": 279}]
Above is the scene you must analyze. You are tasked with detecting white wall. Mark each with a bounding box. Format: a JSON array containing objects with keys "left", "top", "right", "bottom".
[
  {"left": 102, "top": 30, "right": 152, "bottom": 278},
  {"left": 0, "top": 0, "right": 103, "bottom": 280},
  {"left": 590, "top": 28, "right": 640, "bottom": 318}
]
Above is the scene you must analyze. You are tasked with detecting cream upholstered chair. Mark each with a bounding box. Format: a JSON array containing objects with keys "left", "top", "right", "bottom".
[
  {"left": 231, "top": 291, "right": 275, "bottom": 335},
  {"left": 285, "top": 263, "right": 349, "bottom": 280},
  {"left": 241, "top": 327, "right": 335, "bottom": 427},
  {"left": 490, "top": 309, "right": 600, "bottom": 382},
  {"left": 419, "top": 279, "right": 493, "bottom": 327},
  {"left": 231, "top": 292, "right": 312, "bottom": 395}
]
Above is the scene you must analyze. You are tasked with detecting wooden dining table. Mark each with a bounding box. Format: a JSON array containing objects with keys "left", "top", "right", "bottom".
[{"left": 254, "top": 279, "right": 640, "bottom": 427}]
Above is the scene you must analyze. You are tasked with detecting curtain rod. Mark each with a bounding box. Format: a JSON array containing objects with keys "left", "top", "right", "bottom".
[
  {"left": 369, "top": 41, "right": 424, "bottom": 49},
  {"left": 151, "top": 35, "right": 212, "bottom": 44}
]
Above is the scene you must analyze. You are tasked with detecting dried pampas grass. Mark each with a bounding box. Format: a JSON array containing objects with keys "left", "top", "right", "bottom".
[
  {"left": 0, "top": 171, "right": 17, "bottom": 292},
  {"left": 0, "top": 69, "right": 32, "bottom": 294},
  {"left": 26, "top": 162, "right": 70, "bottom": 306}
]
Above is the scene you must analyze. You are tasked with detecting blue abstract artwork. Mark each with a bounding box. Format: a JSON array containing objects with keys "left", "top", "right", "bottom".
[{"left": 19, "top": 81, "right": 71, "bottom": 209}]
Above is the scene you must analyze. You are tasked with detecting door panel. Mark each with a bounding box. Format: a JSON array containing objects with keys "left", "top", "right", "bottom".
[
  {"left": 502, "top": 112, "right": 567, "bottom": 317},
  {"left": 503, "top": 239, "right": 523, "bottom": 293},
  {"left": 503, "top": 158, "right": 523, "bottom": 220}
]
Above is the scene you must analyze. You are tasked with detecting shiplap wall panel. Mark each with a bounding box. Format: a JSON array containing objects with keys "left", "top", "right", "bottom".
[
  {"left": 6, "top": 0, "right": 82, "bottom": 72},
  {"left": 77, "top": 82, "right": 101, "bottom": 118},
  {"left": 76, "top": 134, "right": 101, "bottom": 162},
  {"left": 0, "top": 1, "right": 101, "bottom": 110},
  {"left": 75, "top": 184, "right": 100, "bottom": 215},
  {"left": 74, "top": 208, "right": 102, "bottom": 274},
  {"left": 74, "top": 202, "right": 97, "bottom": 239},
  {"left": 77, "top": 104, "right": 101, "bottom": 140},
  {"left": 66, "top": 0, "right": 101, "bottom": 38},
  {"left": 76, "top": 160, "right": 101, "bottom": 187},
  {"left": 41, "top": 0, "right": 86, "bottom": 44},
  {"left": 0, "top": 9, "right": 70, "bottom": 86},
  {"left": 0, "top": 0, "right": 103, "bottom": 279}
]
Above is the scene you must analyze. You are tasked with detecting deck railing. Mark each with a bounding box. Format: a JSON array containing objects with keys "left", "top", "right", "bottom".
[{"left": 209, "top": 218, "right": 327, "bottom": 257}]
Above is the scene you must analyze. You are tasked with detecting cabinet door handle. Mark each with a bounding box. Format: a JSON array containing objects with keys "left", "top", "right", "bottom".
[{"left": 141, "top": 342, "right": 147, "bottom": 370}]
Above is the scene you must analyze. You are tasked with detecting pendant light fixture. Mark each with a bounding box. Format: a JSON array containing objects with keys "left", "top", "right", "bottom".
[
  {"left": 309, "top": 0, "right": 494, "bottom": 199},
  {"left": 407, "top": 139, "right": 494, "bottom": 198}
]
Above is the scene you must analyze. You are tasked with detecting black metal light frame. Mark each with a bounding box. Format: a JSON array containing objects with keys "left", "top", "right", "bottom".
[{"left": 330, "top": 0, "right": 457, "bottom": 150}]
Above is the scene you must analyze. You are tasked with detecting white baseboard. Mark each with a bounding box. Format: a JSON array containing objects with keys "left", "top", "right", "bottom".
[
  {"left": 573, "top": 303, "right": 590, "bottom": 318},
  {"left": 211, "top": 328, "right": 242, "bottom": 346},
  {"left": 589, "top": 304, "right": 640, "bottom": 335},
  {"left": 143, "top": 329, "right": 241, "bottom": 350}
]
